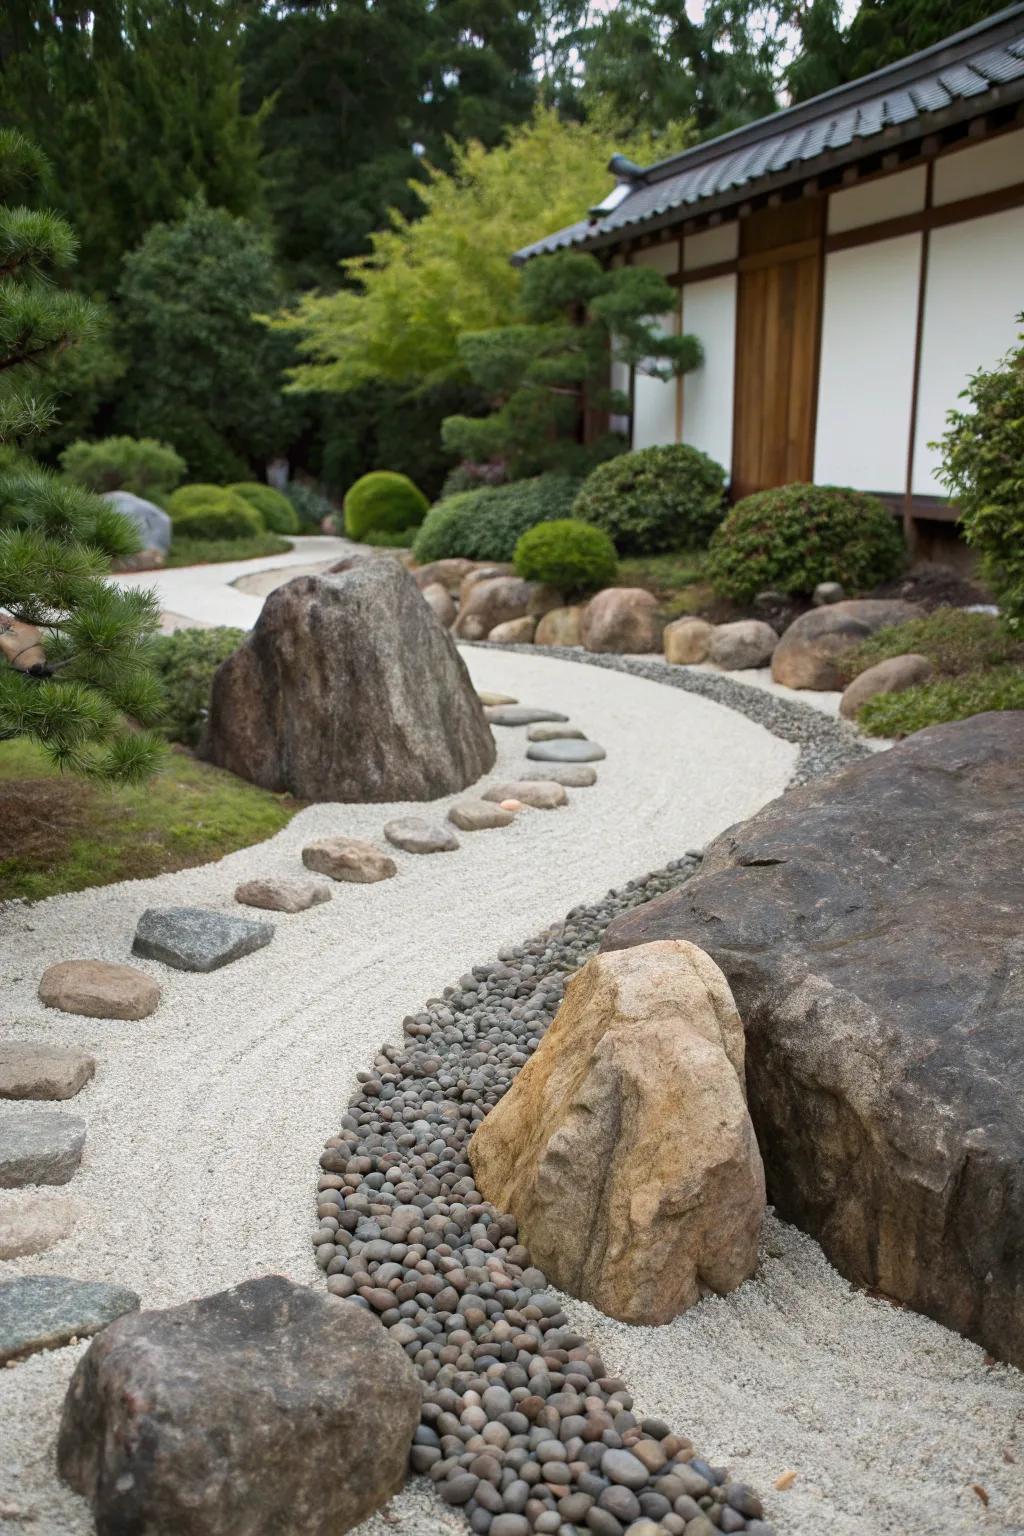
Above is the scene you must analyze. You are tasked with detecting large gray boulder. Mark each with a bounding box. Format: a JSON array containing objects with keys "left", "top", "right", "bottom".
[
  {"left": 201, "top": 559, "right": 496, "bottom": 801},
  {"left": 57, "top": 1274, "right": 420, "bottom": 1536},
  {"left": 601, "top": 713, "right": 1024, "bottom": 1366},
  {"left": 103, "top": 491, "right": 172, "bottom": 554}
]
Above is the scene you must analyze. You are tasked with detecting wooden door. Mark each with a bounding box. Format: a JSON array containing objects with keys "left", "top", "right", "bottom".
[{"left": 732, "top": 203, "right": 824, "bottom": 499}]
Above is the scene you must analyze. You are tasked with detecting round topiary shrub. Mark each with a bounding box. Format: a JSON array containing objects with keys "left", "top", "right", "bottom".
[
  {"left": 343, "top": 471, "right": 429, "bottom": 541},
  {"left": 412, "top": 475, "right": 581, "bottom": 564},
  {"left": 229, "top": 482, "right": 299, "bottom": 535},
  {"left": 706, "top": 483, "right": 905, "bottom": 604},
  {"left": 571, "top": 444, "right": 726, "bottom": 555},
  {"left": 167, "top": 484, "right": 263, "bottom": 540},
  {"left": 514, "top": 519, "right": 617, "bottom": 595}
]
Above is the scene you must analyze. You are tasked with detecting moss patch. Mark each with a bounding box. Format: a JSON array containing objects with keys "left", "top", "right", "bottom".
[{"left": 164, "top": 533, "right": 291, "bottom": 568}]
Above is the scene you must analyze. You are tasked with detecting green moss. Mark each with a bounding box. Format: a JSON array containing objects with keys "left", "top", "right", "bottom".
[
  {"left": 857, "top": 667, "right": 1024, "bottom": 738},
  {"left": 840, "top": 607, "right": 1024, "bottom": 685}
]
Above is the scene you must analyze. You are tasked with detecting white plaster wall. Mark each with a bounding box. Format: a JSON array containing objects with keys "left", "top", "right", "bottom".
[
  {"left": 684, "top": 223, "right": 739, "bottom": 270},
  {"left": 628, "top": 246, "right": 680, "bottom": 448},
  {"left": 827, "top": 166, "right": 927, "bottom": 233},
  {"left": 814, "top": 234, "right": 921, "bottom": 492},
  {"left": 680, "top": 275, "right": 736, "bottom": 476},
  {"left": 913, "top": 206, "right": 1024, "bottom": 494},
  {"left": 934, "top": 127, "right": 1024, "bottom": 205},
  {"left": 609, "top": 357, "right": 631, "bottom": 438},
  {"left": 631, "top": 242, "right": 680, "bottom": 276}
]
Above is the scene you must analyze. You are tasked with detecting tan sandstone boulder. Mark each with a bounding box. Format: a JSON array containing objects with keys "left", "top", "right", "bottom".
[
  {"left": 839, "top": 653, "right": 934, "bottom": 720},
  {"left": 454, "top": 577, "right": 534, "bottom": 641},
  {"left": 412, "top": 559, "right": 476, "bottom": 592},
  {"left": 771, "top": 599, "right": 920, "bottom": 690},
  {"left": 488, "top": 616, "right": 536, "bottom": 644},
  {"left": 581, "top": 588, "right": 662, "bottom": 655},
  {"left": 38, "top": 961, "right": 161, "bottom": 1021},
  {"left": 469, "top": 941, "right": 765, "bottom": 1324},
  {"left": 302, "top": 838, "right": 396, "bottom": 884},
  {"left": 457, "top": 564, "right": 515, "bottom": 608},
  {"left": 420, "top": 583, "right": 456, "bottom": 628},
  {"left": 0, "top": 614, "right": 46, "bottom": 672},
  {"left": 663, "top": 616, "right": 713, "bottom": 665},
  {"left": 535, "top": 605, "right": 586, "bottom": 647},
  {"left": 708, "top": 619, "right": 778, "bottom": 671}
]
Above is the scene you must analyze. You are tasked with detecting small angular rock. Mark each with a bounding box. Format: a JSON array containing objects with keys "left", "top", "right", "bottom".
[
  {"left": 302, "top": 838, "right": 398, "bottom": 883},
  {"left": 234, "top": 878, "right": 332, "bottom": 913},
  {"left": 482, "top": 781, "right": 568, "bottom": 809},
  {"left": 133, "top": 907, "right": 274, "bottom": 972},
  {"left": 0, "top": 1045, "right": 95, "bottom": 1101},
  {"left": 0, "top": 1275, "right": 139, "bottom": 1365},
  {"left": 0, "top": 1193, "right": 77, "bottom": 1259},
  {"left": 38, "top": 960, "right": 161, "bottom": 1020},
  {"left": 448, "top": 799, "right": 516, "bottom": 831},
  {"left": 521, "top": 764, "right": 597, "bottom": 787},
  {"left": 383, "top": 818, "right": 460, "bottom": 854},
  {"left": 0, "top": 1112, "right": 87, "bottom": 1188}
]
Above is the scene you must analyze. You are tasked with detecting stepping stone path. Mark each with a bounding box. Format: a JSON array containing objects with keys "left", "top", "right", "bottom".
[
  {"left": 383, "top": 818, "right": 459, "bottom": 855},
  {"left": 476, "top": 692, "right": 518, "bottom": 707},
  {"left": 0, "top": 1112, "right": 86, "bottom": 1188},
  {"left": 133, "top": 908, "right": 274, "bottom": 973},
  {"left": 522, "top": 764, "right": 598, "bottom": 787},
  {"left": 527, "top": 739, "right": 607, "bottom": 763},
  {"left": 0, "top": 1045, "right": 95, "bottom": 1101},
  {"left": 526, "top": 723, "right": 585, "bottom": 742},
  {"left": 303, "top": 837, "right": 397, "bottom": 884},
  {"left": 0, "top": 1193, "right": 76, "bottom": 1259},
  {"left": 448, "top": 799, "right": 516, "bottom": 831},
  {"left": 235, "top": 877, "right": 332, "bottom": 913},
  {"left": 0, "top": 1275, "right": 139, "bottom": 1364},
  {"left": 485, "top": 706, "right": 569, "bottom": 727},
  {"left": 38, "top": 960, "right": 161, "bottom": 1020},
  {"left": 483, "top": 781, "right": 568, "bottom": 810}
]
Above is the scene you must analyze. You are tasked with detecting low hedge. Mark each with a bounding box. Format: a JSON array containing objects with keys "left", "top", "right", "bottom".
[
  {"left": 707, "top": 483, "right": 905, "bottom": 603},
  {"left": 412, "top": 474, "right": 581, "bottom": 564},
  {"left": 229, "top": 482, "right": 299, "bottom": 535},
  {"left": 839, "top": 607, "right": 1023, "bottom": 686},
  {"left": 571, "top": 444, "right": 726, "bottom": 556},
  {"left": 514, "top": 519, "right": 617, "bottom": 594},
  {"left": 150, "top": 627, "right": 245, "bottom": 746},
  {"left": 60, "top": 435, "right": 185, "bottom": 500},
  {"left": 343, "top": 471, "right": 429, "bottom": 541},
  {"left": 857, "top": 666, "right": 1024, "bottom": 737}
]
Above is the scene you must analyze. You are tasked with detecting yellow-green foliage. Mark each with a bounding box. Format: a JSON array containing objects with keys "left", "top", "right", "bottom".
[
  {"left": 229, "top": 481, "right": 299, "bottom": 534},
  {"left": 343, "top": 471, "right": 428, "bottom": 540},
  {"left": 167, "top": 484, "right": 262, "bottom": 539}
]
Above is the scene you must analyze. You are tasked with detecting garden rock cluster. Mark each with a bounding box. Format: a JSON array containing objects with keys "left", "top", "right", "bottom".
[
  {"left": 769, "top": 598, "right": 920, "bottom": 689},
  {"left": 201, "top": 559, "right": 496, "bottom": 800},
  {"left": 470, "top": 941, "right": 765, "bottom": 1324},
  {"left": 603, "top": 710, "right": 1024, "bottom": 1367}
]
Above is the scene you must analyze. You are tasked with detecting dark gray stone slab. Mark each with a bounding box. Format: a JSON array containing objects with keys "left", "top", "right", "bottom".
[
  {"left": 0, "top": 1112, "right": 86, "bottom": 1187},
  {"left": 383, "top": 818, "right": 459, "bottom": 854},
  {"left": 526, "top": 739, "right": 606, "bottom": 763},
  {"left": 133, "top": 907, "right": 274, "bottom": 972},
  {"left": 484, "top": 706, "right": 569, "bottom": 726},
  {"left": 0, "top": 1275, "right": 139, "bottom": 1363}
]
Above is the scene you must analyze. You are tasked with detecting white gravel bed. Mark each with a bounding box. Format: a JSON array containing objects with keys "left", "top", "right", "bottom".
[
  {"left": 0, "top": 646, "right": 796, "bottom": 1532},
  {"left": 681, "top": 660, "right": 842, "bottom": 717}
]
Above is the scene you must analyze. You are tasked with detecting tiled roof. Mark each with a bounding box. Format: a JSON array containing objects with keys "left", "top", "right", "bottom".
[{"left": 514, "top": 4, "right": 1024, "bottom": 263}]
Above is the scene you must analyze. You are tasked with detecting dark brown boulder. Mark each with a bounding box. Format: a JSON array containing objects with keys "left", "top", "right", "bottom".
[
  {"left": 602, "top": 713, "right": 1024, "bottom": 1365},
  {"left": 201, "top": 559, "right": 495, "bottom": 801},
  {"left": 57, "top": 1274, "right": 420, "bottom": 1536}
]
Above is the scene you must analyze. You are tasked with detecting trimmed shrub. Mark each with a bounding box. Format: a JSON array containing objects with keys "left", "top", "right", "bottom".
[
  {"left": 150, "top": 627, "right": 245, "bottom": 746},
  {"left": 571, "top": 444, "right": 726, "bottom": 556},
  {"left": 229, "top": 482, "right": 299, "bottom": 534},
  {"left": 412, "top": 474, "right": 581, "bottom": 563},
  {"left": 707, "top": 483, "right": 905, "bottom": 604},
  {"left": 362, "top": 527, "right": 415, "bottom": 548},
  {"left": 839, "top": 607, "right": 1024, "bottom": 686},
  {"left": 937, "top": 323, "right": 1024, "bottom": 634},
  {"left": 284, "top": 481, "right": 335, "bottom": 528},
  {"left": 167, "top": 484, "right": 263, "bottom": 541},
  {"left": 343, "top": 471, "right": 429, "bottom": 541},
  {"left": 514, "top": 519, "right": 617, "bottom": 594},
  {"left": 439, "top": 461, "right": 508, "bottom": 499},
  {"left": 60, "top": 435, "right": 185, "bottom": 500},
  {"left": 856, "top": 666, "right": 1024, "bottom": 738}
]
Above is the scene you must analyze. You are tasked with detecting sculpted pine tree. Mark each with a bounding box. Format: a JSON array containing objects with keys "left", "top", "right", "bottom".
[{"left": 0, "top": 130, "right": 163, "bottom": 781}]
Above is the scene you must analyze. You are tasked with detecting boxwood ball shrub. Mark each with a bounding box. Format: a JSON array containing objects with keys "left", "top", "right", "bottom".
[
  {"left": 571, "top": 444, "right": 727, "bottom": 556},
  {"left": 343, "top": 471, "right": 429, "bottom": 541},
  {"left": 167, "top": 484, "right": 263, "bottom": 541},
  {"left": 60, "top": 435, "right": 186, "bottom": 501},
  {"left": 412, "top": 474, "right": 580, "bottom": 564},
  {"left": 150, "top": 627, "right": 246, "bottom": 747},
  {"left": 514, "top": 519, "right": 617, "bottom": 595},
  {"left": 707, "top": 483, "right": 905, "bottom": 604},
  {"left": 229, "top": 482, "right": 299, "bottom": 535}
]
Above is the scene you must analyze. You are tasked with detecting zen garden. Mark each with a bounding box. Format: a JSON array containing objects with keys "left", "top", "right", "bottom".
[{"left": 3, "top": 2, "right": 1024, "bottom": 1534}]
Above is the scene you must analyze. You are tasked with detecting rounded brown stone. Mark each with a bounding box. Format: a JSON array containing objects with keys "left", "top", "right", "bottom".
[{"left": 38, "top": 960, "right": 161, "bottom": 1021}]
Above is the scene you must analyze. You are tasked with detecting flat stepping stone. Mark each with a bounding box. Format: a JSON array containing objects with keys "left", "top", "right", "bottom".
[
  {"left": 0, "top": 1275, "right": 139, "bottom": 1364},
  {"left": 235, "top": 877, "right": 332, "bottom": 913},
  {"left": 302, "top": 838, "right": 397, "bottom": 884},
  {"left": 0, "top": 1193, "right": 77, "bottom": 1259},
  {"left": 133, "top": 908, "right": 274, "bottom": 973},
  {"left": 448, "top": 799, "right": 516, "bottom": 831},
  {"left": 477, "top": 691, "right": 518, "bottom": 707},
  {"left": 527, "top": 739, "right": 606, "bottom": 763},
  {"left": 522, "top": 764, "right": 598, "bottom": 787},
  {"left": 0, "top": 1045, "right": 95, "bottom": 1101},
  {"left": 383, "top": 818, "right": 459, "bottom": 854},
  {"left": 526, "top": 724, "right": 586, "bottom": 742},
  {"left": 38, "top": 960, "right": 161, "bottom": 1020},
  {"left": 484, "top": 706, "right": 569, "bottom": 727},
  {"left": 0, "top": 1112, "right": 86, "bottom": 1188},
  {"left": 482, "top": 781, "right": 568, "bottom": 810}
]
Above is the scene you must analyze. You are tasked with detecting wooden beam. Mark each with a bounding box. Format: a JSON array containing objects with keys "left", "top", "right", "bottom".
[{"left": 903, "top": 159, "right": 935, "bottom": 548}]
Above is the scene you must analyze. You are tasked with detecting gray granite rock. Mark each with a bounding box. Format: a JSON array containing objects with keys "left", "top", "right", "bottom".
[
  {"left": 448, "top": 799, "right": 516, "bottom": 831},
  {"left": 484, "top": 706, "right": 569, "bottom": 726},
  {"left": 0, "top": 1275, "right": 139, "bottom": 1363},
  {"left": 103, "top": 491, "right": 172, "bottom": 554},
  {"left": 0, "top": 1045, "right": 95, "bottom": 1101},
  {"left": 526, "top": 739, "right": 606, "bottom": 763},
  {"left": 234, "top": 878, "right": 332, "bottom": 913},
  {"left": 383, "top": 818, "right": 459, "bottom": 854},
  {"left": 0, "top": 1112, "right": 86, "bottom": 1188},
  {"left": 132, "top": 907, "right": 274, "bottom": 973},
  {"left": 521, "top": 764, "right": 598, "bottom": 787}
]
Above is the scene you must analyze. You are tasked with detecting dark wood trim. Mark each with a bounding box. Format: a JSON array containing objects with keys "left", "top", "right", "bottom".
[
  {"left": 876, "top": 490, "right": 960, "bottom": 524},
  {"left": 669, "top": 257, "right": 736, "bottom": 288},
  {"left": 903, "top": 158, "right": 935, "bottom": 547},
  {"left": 740, "top": 237, "right": 821, "bottom": 271},
  {"left": 827, "top": 176, "right": 1024, "bottom": 253},
  {"left": 807, "top": 198, "right": 828, "bottom": 489},
  {"left": 675, "top": 232, "right": 685, "bottom": 443}
]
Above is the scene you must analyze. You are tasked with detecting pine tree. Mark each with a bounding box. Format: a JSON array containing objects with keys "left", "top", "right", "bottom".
[{"left": 0, "top": 130, "right": 163, "bottom": 781}]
